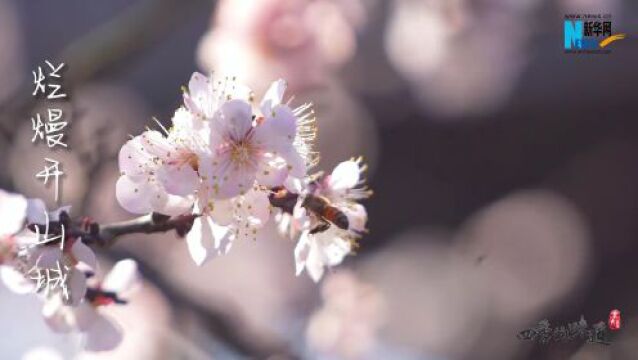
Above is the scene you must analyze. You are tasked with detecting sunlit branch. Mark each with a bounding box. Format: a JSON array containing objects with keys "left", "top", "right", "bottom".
[{"left": 73, "top": 212, "right": 197, "bottom": 247}]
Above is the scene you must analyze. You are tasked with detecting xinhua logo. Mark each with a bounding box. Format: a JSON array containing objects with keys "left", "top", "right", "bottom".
[{"left": 564, "top": 14, "right": 626, "bottom": 54}]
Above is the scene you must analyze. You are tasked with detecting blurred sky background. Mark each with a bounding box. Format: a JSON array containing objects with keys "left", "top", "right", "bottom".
[{"left": 1, "top": 0, "right": 638, "bottom": 359}]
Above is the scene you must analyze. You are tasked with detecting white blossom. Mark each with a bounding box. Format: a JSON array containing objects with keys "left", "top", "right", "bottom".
[
  {"left": 116, "top": 107, "right": 209, "bottom": 216},
  {"left": 186, "top": 186, "right": 271, "bottom": 266},
  {"left": 0, "top": 189, "right": 28, "bottom": 269},
  {"left": 183, "top": 72, "right": 252, "bottom": 120},
  {"left": 42, "top": 259, "right": 139, "bottom": 352},
  {"left": 176, "top": 74, "right": 318, "bottom": 265},
  {"left": 0, "top": 189, "right": 28, "bottom": 237},
  {"left": 198, "top": 79, "right": 313, "bottom": 199},
  {"left": 0, "top": 198, "right": 96, "bottom": 305},
  {"left": 116, "top": 73, "right": 316, "bottom": 217},
  {"left": 295, "top": 225, "right": 354, "bottom": 282},
  {"left": 0, "top": 190, "right": 34, "bottom": 294},
  {"left": 292, "top": 158, "right": 371, "bottom": 282}
]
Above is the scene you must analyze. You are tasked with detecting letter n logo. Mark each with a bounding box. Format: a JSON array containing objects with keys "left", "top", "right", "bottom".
[{"left": 564, "top": 20, "right": 584, "bottom": 49}]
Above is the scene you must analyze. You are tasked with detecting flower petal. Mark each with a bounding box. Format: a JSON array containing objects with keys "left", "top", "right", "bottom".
[
  {"left": 342, "top": 204, "right": 367, "bottom": 232},
  {"left": 328, "top": 160, "right": 360, "bottom": 191},
  {"left": 305, "top": 242, "right": 325, "bottom": 283},
  {"left": 140, "top": 130, "right": 173, "bottom": 158},
  {"left": 256, "top": 158, "right": 288, "bottom": 188},
  {"left": 200, "top": 156, "right": 257, "bottom": 199},
  {"left": 260, "top": 79, "right": 287, "bottom": 116},
  {"left": 41, "top": 295, "right": 72, "bottom": 333},
  {"left": 185, "top": 216, "right": 216, "bottom": 266},
  {"left": 71, "top": 240, "right": 97, "bottom": 271},
  {"left": 157, "top": 163, "right": 199, "bottom": 197},
  {"left": 294, "top": 231, "right": 312, "bottom": 276},
  {"left": 67, "top": 267, "right": 88, "bottom": 306},
  {"left": 283, "top": 176, "right": 306, "bottom": 194},
  {"left": 210, "top": 99, "right": 253, "bottom": 146},
  {"left": 210, "top": 221, "right": 232, "bottom": 253},
  {"left": 115, "top": 175, "right": 164, "bottom": 214},
  {"left": 0, "top": 265, "right": 34, "bottom": 294},
  {"left": 117, "top": 137, "right": 148, "bottom": 180},
  {"left": 243, "top": 189, "right": 271, "bottom": 226},
  {"left": 184, "top": 72, "right": 213, "bottom": 118},
  {"left": 157, "top": 194, "right": 193, "bottom": 217},
  {"left": 281, "top": 149, "right": 306, "bottom": 178},
  {"left": 208, "top": 198, "right": 234, "bottom": 226},
  {"left": 0, "top": 189, "right": 27, "bottom": 236},
  {"left": 102, "top": 259, "right": 139, "bottom": 294},
  {"left": 22, "top": 347, "right": 64, "bottom": 360},
  {"left": 84, "top": 315, "right": 123, "bottom": 352},
  {"left": 253, "top": 105, "right": 296, "bottom": 153},
  {"left": 227, "top": 82, "right": 253, "bottom": 103},
  {"left": 26, "top": 198, "right": 48, "bottom": 225},
  {"left": 172, "top": 106, "right": 204, "bottom": 132},
  {"left": 322, "top": 236, "right": 351, "bottom": 267},
  {"left": 73, "top": 301, "right": 101, "bottom": 331}
]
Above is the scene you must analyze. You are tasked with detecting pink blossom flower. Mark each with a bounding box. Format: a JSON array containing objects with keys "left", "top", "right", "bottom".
[
  {"left": 0, "top": 189, "right": 28, "bottom": 238},
  {"left": 198, "top": 79, "right": 311, "bottom": 199},
  {"left": 183, "top": 72, "right": 252, "bottom": 120},
  {"left": 306, "top": 271, "right": 386, "bottom": 358},
  {"left": 1, "top": 199, "right": 96, "bottom": 305},
  {"left": 186, "top": 187, "right": 271, "bottom": 265},
  {"left": 292, "top": 159, "right": 371, "bottom": 281},
  {"left": 294, "top": 225, "right": 353, "bottom": 282},
  {"left": 116, "top": 109, "right": 207, "bottom": 216},
  {"left": 0, "top": 189, "right": 33, "bottom": 294},
  {"left": 197, "top": 0, "right": 367, "bottom": 93},
  {"left": 42, "top": 259, "right": 139, "bottom": 352}
]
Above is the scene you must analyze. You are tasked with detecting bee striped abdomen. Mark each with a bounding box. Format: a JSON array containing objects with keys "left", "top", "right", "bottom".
[{"left": 324, "top": 206, "right": 349, "bottom": 230}]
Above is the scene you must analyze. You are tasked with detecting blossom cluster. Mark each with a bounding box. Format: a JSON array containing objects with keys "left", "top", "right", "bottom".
[
  {"left": 0, "top": 71, "right": 370, "bottom": 353},
  {"left": 116, "top": 72, "right": 371, "bottom": 280},
  {"left": 0, "top": 190, "right": 139, "bottom": 351}
]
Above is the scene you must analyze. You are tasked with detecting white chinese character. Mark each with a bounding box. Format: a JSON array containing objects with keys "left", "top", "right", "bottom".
[
  {"left": 45, "top": 132, "right": 67, "bottom": 148},
  {"left": 32, "top": 67, "right": 46, "bottom": 96},
  {"left": 45, "top": 121, "right": 67, "bottom": 134},
  {"left": 28, "top": 266, "right": 47, "bottom": 294},
  {"left": 31, "top": 114, "right": 45, "bottom": 143},
  {"left": 31, "top": 60, "right": 67, "bottom": 99},
  {"left": 35, "top": 158, "right": 64, "bottom": 202},
  {"left": 47, "top": 84, "right": 66, "bottom": 100},
  {"left": 48, "top": 108, "right": 63, "bottom": 122},
  {"left": 45, "top": 60, "right": 64, "bottom": 78},
  {"left": 28, "top": 260, "right": 71, "bottom": 300},
  {"left": 32, "top": 210, "right": 65, "bottom": 250},
  {"left": 46, "top": 261, "right": 71, "bottom": 300},
  {"left": 32, "top": 109, "right": 67, "bottom": 148}
]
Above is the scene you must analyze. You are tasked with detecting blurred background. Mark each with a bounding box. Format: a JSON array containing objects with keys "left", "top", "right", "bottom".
[{"left": 0, "top": 0, "right": 637, "bottom": 359}]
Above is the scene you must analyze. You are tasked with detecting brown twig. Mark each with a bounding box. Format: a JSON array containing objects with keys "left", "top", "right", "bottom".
[{"left": 70, "top": 212, "right": 196, "bottom": 247}]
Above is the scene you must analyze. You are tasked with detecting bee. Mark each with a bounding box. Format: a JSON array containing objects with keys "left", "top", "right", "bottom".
[
  {"left": 269, "top": 186, "right": 299, "bottom": 214},
  {"left": 269, "top": 186, "right": 350, "bottom": 235},
  {"left": 302, "top": 194, "right": 349, "bottom": 234}
]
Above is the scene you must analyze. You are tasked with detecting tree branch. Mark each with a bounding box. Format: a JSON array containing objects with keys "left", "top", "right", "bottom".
[{"left": 70, "top": 212, "right": 196, "bottom": 247}]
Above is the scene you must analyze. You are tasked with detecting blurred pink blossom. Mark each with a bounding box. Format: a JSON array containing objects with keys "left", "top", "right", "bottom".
[
  {"left": 306, "top": 271, "right": 386, "bottom": 359},
  {"left": 385, "top": 0, "right": 541, "bottom": 117},
  {"left": 197, "top": 0, "right": 366, "bottom": 93}
]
